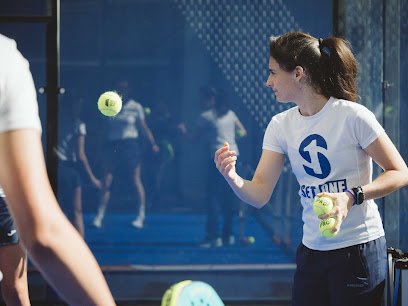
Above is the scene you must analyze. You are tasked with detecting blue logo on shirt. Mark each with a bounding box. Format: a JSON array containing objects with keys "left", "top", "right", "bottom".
[{"left": 299, "top": 134, "right": 331, "bottom": 179}]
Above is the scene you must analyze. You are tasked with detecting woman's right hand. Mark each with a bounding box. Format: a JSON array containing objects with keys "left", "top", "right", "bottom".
[{"left": 214, "top": 142, "right": 238, "bottom": 181}]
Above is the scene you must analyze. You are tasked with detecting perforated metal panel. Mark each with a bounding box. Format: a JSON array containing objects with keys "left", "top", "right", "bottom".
[{"left": 174, "top": 0, "right": 301, "bottom": 129}]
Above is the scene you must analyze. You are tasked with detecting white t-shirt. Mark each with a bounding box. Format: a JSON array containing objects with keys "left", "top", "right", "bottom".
[
  {"left": 0, "top": 34, "right": 42, "bottom": 197},
  {"left": 263, "top": 97, "right": 385, "bottom": 251},
  {"left": 54, "top": 119, "right": 86, "bottom": 162},
  {"left": 197, "top": 109, "right": 240, "bottom": 158},
  {"left": 107, "top": 99, "right": 145, "bottom": 141}
]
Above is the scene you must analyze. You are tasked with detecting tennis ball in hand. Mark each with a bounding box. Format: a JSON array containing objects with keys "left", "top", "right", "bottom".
[
  {"left": 144, "top": 107, "right": 151, "bottom": 115},
  {"left": 313, "top": 196, "right": 334, "bottom": 217},
  {"left": 98, "top": 91, "right": 122, "bottom": 117},
  {"left": 319, "top": 217, "right": 337, "bottom": 238}
]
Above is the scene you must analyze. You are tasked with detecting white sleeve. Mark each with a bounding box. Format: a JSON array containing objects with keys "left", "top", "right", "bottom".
[
  {"left": 354, "top": 107, "right": 385, "bottom": 149},
  {"left": 0, "top": 37, "right": 42, "bottom": 134},
  {"left": 230, "top": 110, "right": 238, "bottom": 122},
  {"left": 262, "top": 116, "right": 285, "bottom": 154}
]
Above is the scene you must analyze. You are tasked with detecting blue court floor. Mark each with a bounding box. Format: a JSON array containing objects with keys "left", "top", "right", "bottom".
[
  {"left": 24, "top": 212, "right": 301, "bottom": 303},
  {"left": 83, "top": 212, "right": 302, "bottom": 266}
]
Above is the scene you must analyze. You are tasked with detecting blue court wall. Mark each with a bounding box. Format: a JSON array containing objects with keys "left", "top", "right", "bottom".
[
  {"left": 0, "top": 0, "right": 334, "bottom": 270},
  {"left": 55, "top": 0, "right": 332, "bottom": 215}
]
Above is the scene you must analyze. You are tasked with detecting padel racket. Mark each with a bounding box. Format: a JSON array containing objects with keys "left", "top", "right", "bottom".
[{"left": 161, "top": 280, "right": 225, "bottom": 306}]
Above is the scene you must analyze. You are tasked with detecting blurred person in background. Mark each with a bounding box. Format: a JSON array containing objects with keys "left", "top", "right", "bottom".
[
  {"left": 93, "top": 80, "right": 159, "bottom": 229},
  {"left": 55, "top": 92, "right": 102, "bottom": 237},
  {"left": 195, "top": 87, "right": 247, "bottom": 247}
]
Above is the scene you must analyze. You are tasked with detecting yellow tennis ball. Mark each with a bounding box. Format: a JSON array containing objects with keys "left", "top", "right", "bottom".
[
  {"left": 247, "top": 236, "right": 255, "bottom": 244},
  {"left": 313, "top": 196, "right": 334, "bottom": 217},
  {"left": 97, "top": 91, "right": 122, "bottom": 117},
  {"left": 235, "top": 129, "right": 245, "bottom": 139},
  {"left": 241, "top": 236, "right": 255, "bottom": 245},
  {"left": 319, "top": 217, "right": 337, "bottom": 238},
  {"left": 144, "top": 107, "right": 151, "bottom": 115}
]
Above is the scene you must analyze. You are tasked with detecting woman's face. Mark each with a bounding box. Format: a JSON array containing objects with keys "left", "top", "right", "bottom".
[{"left": 266, "top": 57, "right": 298, "bottom": 103}]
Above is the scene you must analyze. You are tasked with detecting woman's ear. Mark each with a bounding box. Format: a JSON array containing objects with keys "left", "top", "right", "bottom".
[{"left": 294, "top": 65, "right": 305, "bottom": 81}]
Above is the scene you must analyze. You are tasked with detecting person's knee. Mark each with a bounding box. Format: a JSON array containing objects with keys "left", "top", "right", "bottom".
[{"left": 103, "top": 173, "right": 113, "bottom": 188}]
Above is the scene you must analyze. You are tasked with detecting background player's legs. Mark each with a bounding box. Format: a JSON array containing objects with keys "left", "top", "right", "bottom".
[
  {"left": 93, "top": 172, "right": 113, "bottom": 228},
  {"left": 204, "top": 195, "right": 220, "bottom": 244},
  {"left": 72, "top": 186, "right": 84, "bottom": 237},
  {"left": 220, "top": 161, "right": 242, "bottom": 245},
  {"left": 237, "top": 162, "right": 258, "bottom": 245},
  {"left": 58, "top": 163, "right": 85, "bottom": 235},
  {"left": 220, "top": 188, "right": 235, "bottom": 245},
  {"left": 0, "top": 244, "right": 30, "bottom": 306},
  {"left": 199, "top": 159, "right": 223, "bottom": 248},
  {"left": 132, "top": 163, "right": 145, "bottom": 228}
]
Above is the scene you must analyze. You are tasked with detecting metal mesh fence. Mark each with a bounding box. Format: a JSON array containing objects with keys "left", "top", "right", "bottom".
[{"left": 174, "top": 0, "right": 301, "bottom": 129}]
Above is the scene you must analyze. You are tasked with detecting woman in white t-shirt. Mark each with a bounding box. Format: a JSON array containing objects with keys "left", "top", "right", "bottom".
[
  {"left": 214, "top": 31, "right": 408, "bottom": 306},
  {"left": 196, "top": 89, "right": 247, "bottom": 247},
  {"left": 93, "top": 81, "right": 160, "bottom": 229}
]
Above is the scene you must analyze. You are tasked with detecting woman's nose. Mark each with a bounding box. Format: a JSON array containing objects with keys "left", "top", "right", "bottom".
[{"left": 265, "top": 77, "right": 273, "bottom": 88}]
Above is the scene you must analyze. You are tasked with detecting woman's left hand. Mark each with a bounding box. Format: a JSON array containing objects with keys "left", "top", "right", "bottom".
[
  {"left": 316, "top": 191, "right": 354, "bottom": 234},
  {"left": 152, "top": 144, "right": 160, "bottom": 153}
]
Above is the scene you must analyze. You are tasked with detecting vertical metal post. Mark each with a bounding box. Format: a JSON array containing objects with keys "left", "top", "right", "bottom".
[
  {"left": 45, "top": 0, "right": 60, "bottom": 194},
  {"left": 382, "top": 0, "right": 401, "bottom": 248},
  {"left": 332, "top": 0, "right": 339, "bottom": 36}
]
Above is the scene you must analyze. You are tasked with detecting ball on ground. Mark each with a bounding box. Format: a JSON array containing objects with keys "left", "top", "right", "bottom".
[
  {"left": 97, "top": 91, "right": 122, "bottom": 117},
  {"left": 247, "top": 236, "right": 255, "bottom": 244},
  {"left": 313, "top": 196, "right": 334, "bottom": 217},
  {"left": 319, "top": 217, "right": 337, "bottom": 237}
]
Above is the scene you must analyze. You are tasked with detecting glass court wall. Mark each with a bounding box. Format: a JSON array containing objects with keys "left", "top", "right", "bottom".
[
  {"left": 3, "top": 0, "right": 407, "bottom": 269},
  {"left": 56, "top": 0, "right": 332, "bottom": 267},
  {"left": 337, "top": 0, "right": 408, "bottom": 250}
]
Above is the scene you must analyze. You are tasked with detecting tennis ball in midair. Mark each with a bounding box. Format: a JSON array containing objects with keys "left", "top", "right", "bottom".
[
  {"left": 97, "top": 91, "right": 122, "bottom": 117},
  {"left": 319, "top": 217, "right": 337, "bottom": 238},
  {"left": 313, "top": 196, "right": 334, "bottom": 217}
]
